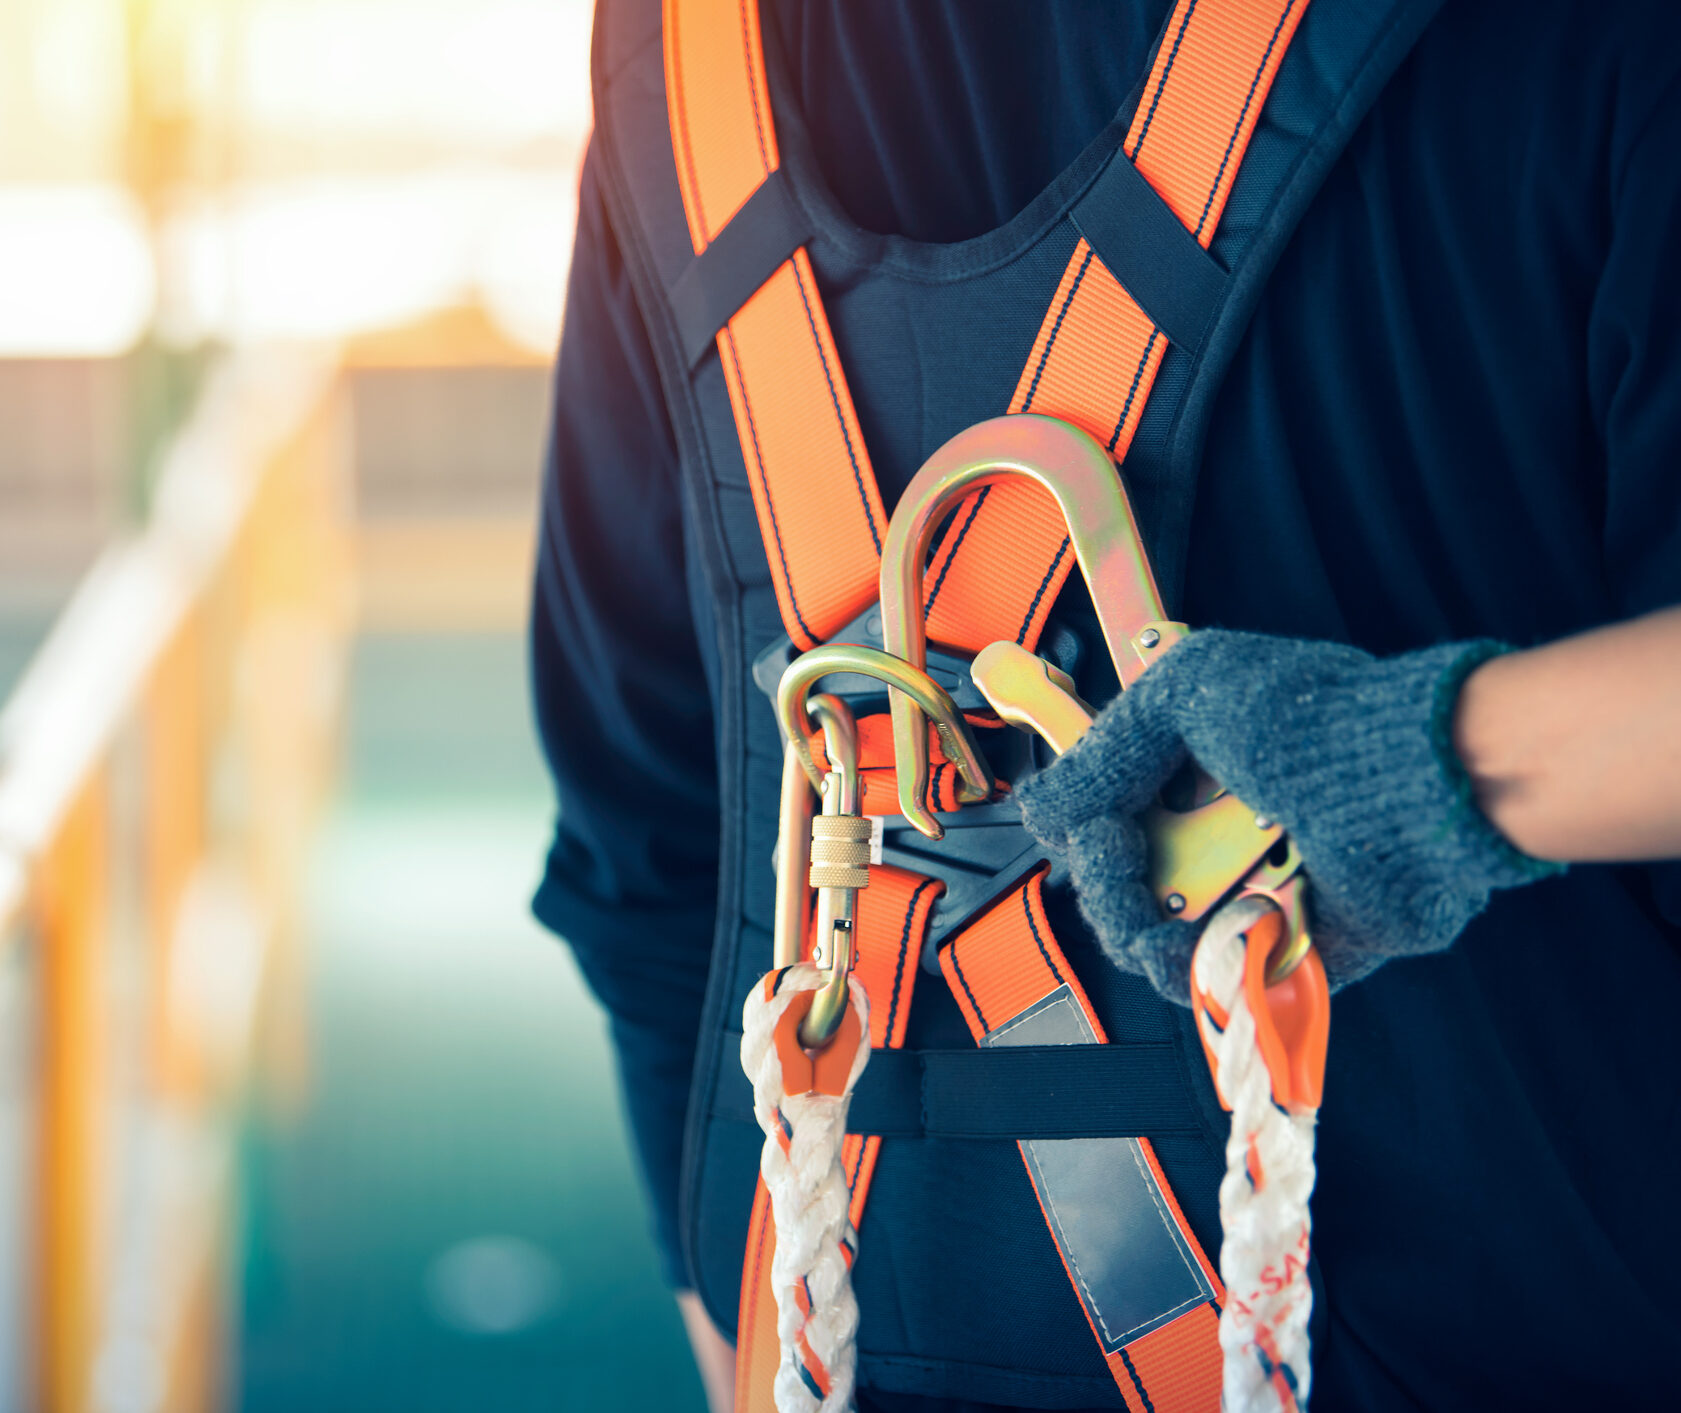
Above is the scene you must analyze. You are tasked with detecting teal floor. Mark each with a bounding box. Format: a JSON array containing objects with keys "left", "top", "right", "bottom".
[{"left": 237, "top": 632, "right": 705, "bottom": 1412}]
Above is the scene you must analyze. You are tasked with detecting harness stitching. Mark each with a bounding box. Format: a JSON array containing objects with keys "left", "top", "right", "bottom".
[{"left": 725, "top": 328, "right": 816, "bottom": 643}]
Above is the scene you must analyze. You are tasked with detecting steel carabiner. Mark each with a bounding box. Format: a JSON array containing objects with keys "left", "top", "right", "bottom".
[
  {"left": 775, "top": 642, "right": 994, "bottom": 836},
  {"left": 773, "top": 648, "right": 994, "bottom": 1047},
  {"left": 770, "top": 691, "right": 870, "bottom": 1046}
]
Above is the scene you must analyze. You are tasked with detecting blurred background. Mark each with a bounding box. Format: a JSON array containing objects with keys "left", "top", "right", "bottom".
[{"left": 0, "top": 1, "right": 705, "bottom": 1408}]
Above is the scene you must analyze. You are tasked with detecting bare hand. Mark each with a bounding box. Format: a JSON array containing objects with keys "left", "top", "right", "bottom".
[{"left": 676, "top": 1289, "right": 735, "bottom": 1413}]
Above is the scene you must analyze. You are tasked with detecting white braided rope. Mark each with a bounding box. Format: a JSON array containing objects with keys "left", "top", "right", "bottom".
[
  {"left": 741, "top": 965, "right": 872, "bottom": 1413},
  {"left": 1192, "top": 896, "right": 1318, "bottom": 1413}
]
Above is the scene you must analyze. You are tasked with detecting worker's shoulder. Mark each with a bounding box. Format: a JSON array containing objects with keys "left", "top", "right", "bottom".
[
  {"left": 1413, "top": 0, "right": 1681, "bottom": 110},
  {"left": 589, "top": 0, "right": 663, "bottom": 92},
  {"left": 1370, "top": 0, "right": 1680, "bottom": 205}
]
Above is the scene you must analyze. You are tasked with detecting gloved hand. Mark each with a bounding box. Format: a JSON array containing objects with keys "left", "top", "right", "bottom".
[{"left": 1014, "top": 629, "right": 1562, "bottom": 1001}]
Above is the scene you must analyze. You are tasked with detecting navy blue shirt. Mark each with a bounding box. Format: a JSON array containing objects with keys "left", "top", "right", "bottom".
[{"left": 533, "top": 2, "right": 1681, "bottom": 1407}]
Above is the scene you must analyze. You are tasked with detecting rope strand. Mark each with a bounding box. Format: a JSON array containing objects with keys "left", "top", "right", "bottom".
[
  {"left": 1193, "top": 897, "right": 1320, "bottom": 1413},
  {"left": 741, "top": 965, "right": 871, "bottom": 1412}
]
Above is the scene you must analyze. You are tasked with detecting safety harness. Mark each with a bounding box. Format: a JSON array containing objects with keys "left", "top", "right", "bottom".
[
  {"left": 739, "top": 411, "right": 1334, "bottom": 1412},
  {"left": 666, "top": 1, "right": 1328, "bottom": 1407},
  {"left": 585, "top": 0, "right": 1444, "bottom": 1406}
]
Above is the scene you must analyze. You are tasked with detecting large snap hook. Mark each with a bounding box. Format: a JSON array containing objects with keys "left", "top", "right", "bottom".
[
  {"left": 883, "top": 415, "right": 1313, "bottom": 984},
  {"left": 878, "top": 414, "right": 1182, "bottom": 836}
]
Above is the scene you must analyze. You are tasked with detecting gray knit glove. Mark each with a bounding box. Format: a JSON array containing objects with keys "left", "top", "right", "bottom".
[{"left": 1014, "top": 630, "right": 1562, "bottom": 1002}]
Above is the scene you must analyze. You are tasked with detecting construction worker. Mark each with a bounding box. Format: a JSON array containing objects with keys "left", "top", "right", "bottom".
[{"left": 530, "top": 1, "right": 1681, "bottom": 1409}]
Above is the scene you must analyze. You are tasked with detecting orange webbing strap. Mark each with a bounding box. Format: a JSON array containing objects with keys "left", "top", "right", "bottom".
[
  {"left": 941, "top": 873, "right": 1225, "bottom": 1413},
  {"left": 664, "top": 0, "right": 887, "bottom": 649},
  {"left": 806, "top": 713, "right": 986, "bottom": 815},
  {"left": 922, "top": 0, "right": 1310, "bottom": 654},
  {"left": 734, "top": 1184, "right": 780, "bottom": 1413},
  {"left": 665, "top": 0, "right": 1308, "bottom": 659},
  {"left": 733, "top": 865, "right": 940, "bottom": 1413},
  {"left": 840, "top": 865, "right": 942, "bottom": 1224}
]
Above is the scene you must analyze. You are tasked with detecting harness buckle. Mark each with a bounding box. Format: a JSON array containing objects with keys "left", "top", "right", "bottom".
[{"left": 876, "top": 796, "right": 1060, "bottom": 973}]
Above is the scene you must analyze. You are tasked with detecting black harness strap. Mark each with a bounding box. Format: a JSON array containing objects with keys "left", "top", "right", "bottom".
[
  {"left": 1072, "top": 149, "right": 1230, "bottom": 353},
  {"left": 715, "top": 1041, "right": 1201, "bottom": 1139},
  {"left": 669, "top": 168, "right": 814, "bottom": 367}
]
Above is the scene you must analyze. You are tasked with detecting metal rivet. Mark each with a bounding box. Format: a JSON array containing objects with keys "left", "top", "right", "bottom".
[
  {"left": 1139, "top": 628, "right": 1161, "bottom": 649},
  {"left": 1165, "top": 892, "right": 1187, "bottom": 914},
  {"left": 1254, "top": 816, "right": 1273, "bottom": 831}
]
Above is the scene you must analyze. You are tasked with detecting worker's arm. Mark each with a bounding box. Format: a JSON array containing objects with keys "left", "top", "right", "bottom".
[
  {"left": 531, "top": 144, "right": 719, "bottom": 1314},
  {"left": 1017, "top": 59, "right": 1681, "bottom": 997},
  {"left": 1454, "top": 606, "right": 1681, "bottom": 862},
  {"left": 1014, "top": 615, "right": 1681, "bottom": 1000}
]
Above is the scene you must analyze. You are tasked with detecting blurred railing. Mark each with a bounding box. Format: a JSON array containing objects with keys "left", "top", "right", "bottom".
[{"left": 0, "top": 349, "right": 351, "bottom": 1413}]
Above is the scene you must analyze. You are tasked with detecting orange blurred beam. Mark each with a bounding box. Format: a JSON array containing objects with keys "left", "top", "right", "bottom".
[{"left": 34, "top": 777, "right": 109, "bottom": 1413}]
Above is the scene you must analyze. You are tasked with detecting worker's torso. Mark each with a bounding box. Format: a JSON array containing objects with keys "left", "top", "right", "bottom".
[{"left": 587, "top": 0, "right": 1681, "bottom": 1406}]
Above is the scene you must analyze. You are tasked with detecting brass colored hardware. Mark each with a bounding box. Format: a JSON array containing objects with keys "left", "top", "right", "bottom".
[
  {"left": 772, "top": 692, "right": 865, "bottom": 971},
  {"left": 879, "top": 415, "right": 1186, "bottom": 834},
  {"left": 775, "top": 642, "right": 993, "bottom": 839},
  {"left": 970, "top": 641, "right": 1093, "bottom": 755},
  {"left": 971, "top": 620, "right": 1312, "bottom": 984},
  {"left": 772, "top": 742, "right": 817, "bottom": 970},
  {"left": 1143, "top": 794, "right": 1285, "bottom": 924},
  {"left": 802, "top": 694, "right": 866, "bottom": 1046},
  {"left": 1243, "top": 863, "right": 1314, "bottom": 984},
  {"left": 768, "top": 692, "right": 872, "bottom": 1048}
]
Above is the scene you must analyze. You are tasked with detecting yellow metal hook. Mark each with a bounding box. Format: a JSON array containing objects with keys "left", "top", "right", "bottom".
[{"left": 878, "top": 414, "right": 1183, "bottom": 835}]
